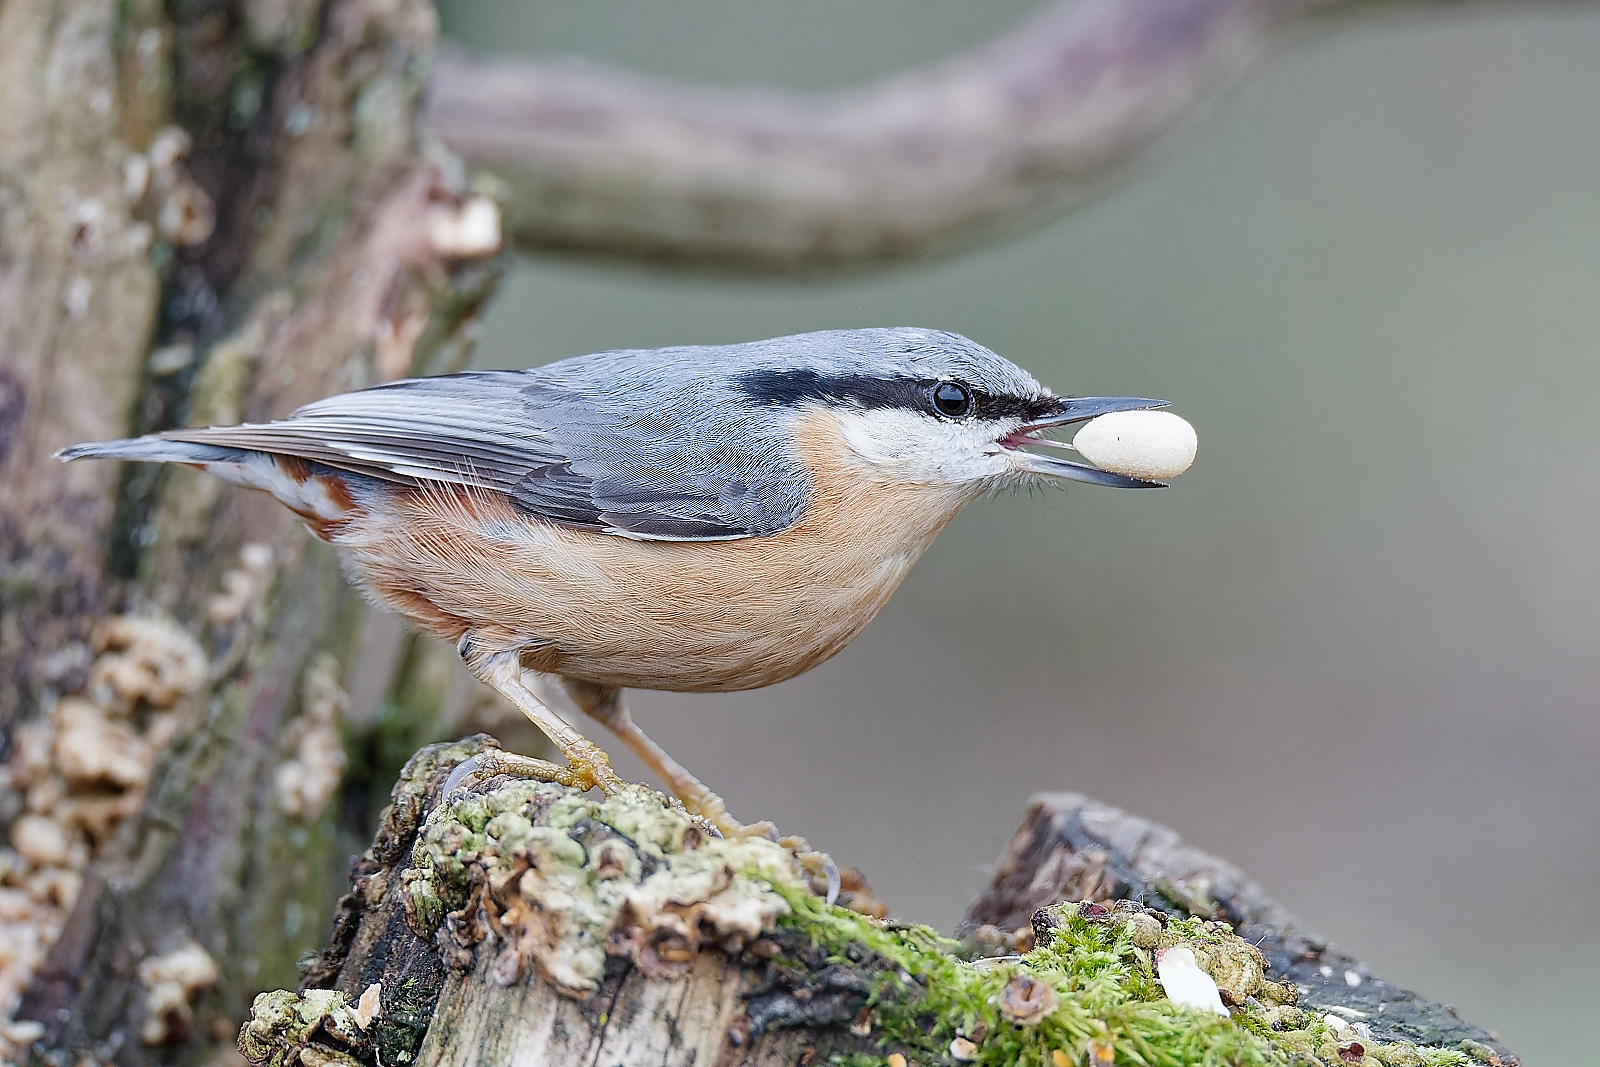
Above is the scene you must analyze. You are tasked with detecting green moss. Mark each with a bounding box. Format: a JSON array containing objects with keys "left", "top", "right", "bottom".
[{"left": 772, "top": 896, "right": 1498, "bottom": 1067}]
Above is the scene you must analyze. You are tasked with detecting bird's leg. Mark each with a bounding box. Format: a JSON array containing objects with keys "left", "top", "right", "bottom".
[
  {"left": 560, "top": 679, "right": 760, "bottom": 839},
  {"left": 459, "top": 642, "right": 627, "bottom": 795},
  {"left": 562, "top": 679, "right": 844, "bottom": 903}
]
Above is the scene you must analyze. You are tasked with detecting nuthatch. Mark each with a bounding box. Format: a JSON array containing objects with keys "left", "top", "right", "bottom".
[{"left": 62, "top": 327, "right": 1176, "bottom": 836}]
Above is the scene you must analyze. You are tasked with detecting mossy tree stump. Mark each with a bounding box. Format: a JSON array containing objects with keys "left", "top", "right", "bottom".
[{"left": 252, "top": 739, "right": 1518, "bottom": 1067}]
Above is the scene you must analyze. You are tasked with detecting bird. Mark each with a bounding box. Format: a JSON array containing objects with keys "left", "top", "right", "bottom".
[{"left": 60, "top": 327, "right": 1170, "bottom": 837}]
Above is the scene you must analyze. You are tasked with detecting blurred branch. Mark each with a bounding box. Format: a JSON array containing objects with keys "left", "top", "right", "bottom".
[{"left": 427, "top": 0, "right": 1547, "bottom": 273}]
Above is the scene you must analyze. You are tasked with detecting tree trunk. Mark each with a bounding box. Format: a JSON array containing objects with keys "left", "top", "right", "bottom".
[
  {"left": 248, "top": 739, "right": 1516, "bottom": 1067},
  {"left": 0, "top": 0, "right": 506, "bottom": 1059}
]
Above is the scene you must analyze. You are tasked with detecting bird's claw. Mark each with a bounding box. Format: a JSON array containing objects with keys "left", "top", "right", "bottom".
[
  {"left": 790, "top": 846, "right": 842, "bottom": 906},
  {"left": 442, "top": 753, "right": 484, "bottom": 795}
]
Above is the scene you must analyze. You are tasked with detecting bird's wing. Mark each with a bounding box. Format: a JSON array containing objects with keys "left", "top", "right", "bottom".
[{"left": 164, "top": 371, "right": 809, "bottom": 541}]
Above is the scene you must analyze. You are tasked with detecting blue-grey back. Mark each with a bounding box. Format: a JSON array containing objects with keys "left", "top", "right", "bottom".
[{"left": 157, "top": 327, "right": 1038, "bottom": 541}]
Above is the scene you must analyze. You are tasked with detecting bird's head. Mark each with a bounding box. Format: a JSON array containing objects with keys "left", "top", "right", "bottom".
[{"left": 729, "top": 327, "right": 1170, "bottom": 496}]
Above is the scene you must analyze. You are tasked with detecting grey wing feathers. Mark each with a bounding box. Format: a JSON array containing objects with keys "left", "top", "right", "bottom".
[
  {"left": 159, "top": 371, "right": 809, "bottom": 541},
  {"left": 174, "top": 375, "right": 568, "bottom": 494}
]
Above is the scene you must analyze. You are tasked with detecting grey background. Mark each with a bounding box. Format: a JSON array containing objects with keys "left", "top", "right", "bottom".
[{"left": 439, "top": 2, "right": 1600, "bottom": 1061}]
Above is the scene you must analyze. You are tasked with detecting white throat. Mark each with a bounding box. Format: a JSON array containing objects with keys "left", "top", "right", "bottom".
[{"left": 829, "top": 407, "right": 1023, "bottom": 487}]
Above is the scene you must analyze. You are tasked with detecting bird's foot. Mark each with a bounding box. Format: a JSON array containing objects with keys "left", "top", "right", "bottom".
[
  {"left": 683, "top": 812, "right": 842, "bottom": 906},
  {"left": 660, "top": 789, "right": 776, "bottom": 845},
  {"left": 788, "top": 843, "right": 843, "bottom": 906},
  {"left": 444, "top": 745, "right": 627, "bottom": 797},
  {"left": 550, "top": 740, "right": 628, "bottom": 795},
  {"left": 664, "top": 797, "right": 840, "bottom": 904}
]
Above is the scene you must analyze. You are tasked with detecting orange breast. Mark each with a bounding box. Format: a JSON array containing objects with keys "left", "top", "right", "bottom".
[{"left": 331, "top": 408, "right": 975, "bottom": 692}]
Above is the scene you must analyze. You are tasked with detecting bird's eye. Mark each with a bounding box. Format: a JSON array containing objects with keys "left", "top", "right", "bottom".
[{"left": 930, "top": 381, "right": 973, "bottom": 418}]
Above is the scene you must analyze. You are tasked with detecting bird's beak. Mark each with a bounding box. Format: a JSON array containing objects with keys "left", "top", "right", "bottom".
[{"left": 1002, "top": 396, "right": 1170, "bottom": 488}]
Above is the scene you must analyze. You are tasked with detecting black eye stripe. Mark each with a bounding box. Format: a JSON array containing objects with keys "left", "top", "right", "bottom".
[
  {"left": 973, "top": 392, "right": 1058, "bottom": 423},
  {"left": 736, "top": 369, "right": 1055, "bottom": 422},
  {"left": 737, "top": 370, "right": 925, "bottom": 411}
]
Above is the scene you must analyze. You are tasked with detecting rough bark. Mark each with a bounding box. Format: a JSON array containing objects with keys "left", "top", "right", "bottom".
[
  {"left": 0, "top": 0, "right": 164, "bottom": 733},
  {"left": 0, "top": 0, "right": 506, "bottom": 1060},
  {"left": 247, "top": 740, "right": 1517, "bottom": 1067},
  {"left": 428, "top": 0, "right": 1596, "bottom": 273}
]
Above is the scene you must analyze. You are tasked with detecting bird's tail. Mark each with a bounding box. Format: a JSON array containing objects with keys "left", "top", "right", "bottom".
[
  {"left": 58, "top": 434, "right": 358, "bottom": 536},
  {"left": 57, "top": 435, "right": 248, "bottom": 466}
]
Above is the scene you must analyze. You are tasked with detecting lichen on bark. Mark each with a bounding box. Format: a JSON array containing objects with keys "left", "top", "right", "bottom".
[{"left": 403, "top": 779, "right": 808, "bottom": 995}]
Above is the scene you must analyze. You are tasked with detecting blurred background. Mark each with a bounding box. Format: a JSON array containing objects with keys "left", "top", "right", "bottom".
[{"left": 436, "top": 2, "right": 1600, "bottom": 1061}]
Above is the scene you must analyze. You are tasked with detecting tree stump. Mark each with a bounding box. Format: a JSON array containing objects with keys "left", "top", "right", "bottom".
[{"left": 247, "top": 738, "right": 1518, "bottom": 1067}]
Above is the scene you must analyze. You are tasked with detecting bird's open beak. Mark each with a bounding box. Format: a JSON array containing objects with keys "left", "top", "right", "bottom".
[{"left": 1001, "top": 396, "right": 1170, "bottom": 488}]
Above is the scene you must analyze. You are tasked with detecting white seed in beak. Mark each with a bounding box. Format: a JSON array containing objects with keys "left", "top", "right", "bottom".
[{"left": 1072, "top": 410, "right": 1197, "bottom": 481}]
